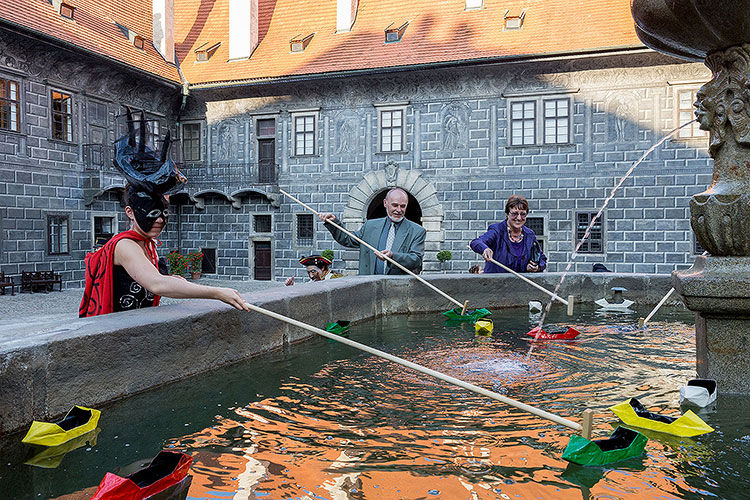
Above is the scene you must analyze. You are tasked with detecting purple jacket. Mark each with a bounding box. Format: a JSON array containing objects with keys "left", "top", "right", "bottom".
[{"left": 470, "top": 220, "right": 547, "bottom": 273}]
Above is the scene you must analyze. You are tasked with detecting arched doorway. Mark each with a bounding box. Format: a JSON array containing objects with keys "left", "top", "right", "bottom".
[{"left": 366, "top": 189, "right": 423, "bottom": 225}]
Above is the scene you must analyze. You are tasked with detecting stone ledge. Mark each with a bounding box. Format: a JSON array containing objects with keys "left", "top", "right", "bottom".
[{"left": 0, "top": 272, "right": 673, "bottom": 435}]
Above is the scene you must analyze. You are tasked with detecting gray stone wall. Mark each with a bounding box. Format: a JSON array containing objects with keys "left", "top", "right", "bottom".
[{"left": 0, "top": 28, "right": 179, "bottom": 287}]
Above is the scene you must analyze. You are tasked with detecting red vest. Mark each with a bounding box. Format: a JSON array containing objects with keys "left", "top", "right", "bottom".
[{"left": 79, "top": 231, "right": 161, "bottom": 318}]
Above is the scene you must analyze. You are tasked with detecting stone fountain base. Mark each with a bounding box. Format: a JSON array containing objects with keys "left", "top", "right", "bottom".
[{"left": 673, "top": 255, "right": 750, "bottom": 394}]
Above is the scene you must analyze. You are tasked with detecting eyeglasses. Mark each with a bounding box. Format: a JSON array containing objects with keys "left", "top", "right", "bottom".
[{"left": 508, "top": 211, "right": 527, "bottom": 218}]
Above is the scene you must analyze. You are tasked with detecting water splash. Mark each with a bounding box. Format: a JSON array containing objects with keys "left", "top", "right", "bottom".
[{"left": 529, "top": 119, "right": 698, "bottom": 348}]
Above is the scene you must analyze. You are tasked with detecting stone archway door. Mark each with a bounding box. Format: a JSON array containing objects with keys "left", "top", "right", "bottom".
[{"left": 340, "top": 165, "right": 444, "bottom": 273}]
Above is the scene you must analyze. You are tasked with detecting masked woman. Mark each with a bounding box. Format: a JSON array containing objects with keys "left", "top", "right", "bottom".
[
  {"left": 469, "top": 195, "right": 546, "bottom": 274},
  {"left": 79, "top": 109, "right": 251, "bottom": 317}
]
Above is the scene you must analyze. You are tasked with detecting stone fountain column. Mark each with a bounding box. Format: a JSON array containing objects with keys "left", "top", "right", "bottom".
[{"left": 632, "top": 2, "right": 750, "bottom": 393}]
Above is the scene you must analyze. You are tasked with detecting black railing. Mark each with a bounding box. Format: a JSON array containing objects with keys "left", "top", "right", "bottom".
[
  {"left": 178, "top": 162, "right": 279, "bottom": 187},
  {"left": 83, "top": 143, "right": 113, "bottom": 171}
]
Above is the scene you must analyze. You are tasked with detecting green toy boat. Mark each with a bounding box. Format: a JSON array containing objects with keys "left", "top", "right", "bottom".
[
  {"left": 325, "top": 320, "right": 351, "bottom": 336},
  {"left": 442, "top": 307, "right": 491, "bottom": 322},
  {"left": 562, "top": 426, "right": 648, "bottom": 466}
]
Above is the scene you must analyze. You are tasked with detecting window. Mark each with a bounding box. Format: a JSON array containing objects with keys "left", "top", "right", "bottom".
[
  {"left": 296, "top": 214, "right": 314, "bottom": 246},
  {"left": 385, "top": 22, "right": 409, "bottom": 43},
  {"left": 181, "top": 122, "right": 201, "bottom": 161},
  {"left": 525, "top": 216, "right": 545, "bottom": 251},
  {"left": 379, "top": 107, "right": 405, "bottom": 152},
  {"left": 254, "top": 214, "right": 272, "bottom": 233},
  {"left": 51, "top": 90, "right": 73, "bottom": 142},
  {"left": 510, "top": 101, "right": 535, "bottom": 146},
  {"left": 60, "top": 3, "right": 75, "bottom": 19},
  {"left": 195, "top": 42, "right": 221, "bottom": 62},
  {"left": 465, "top": 0, "right": 483, "bottom": 10},
  {"left": 202, "top": 248, "right": 217, "bottom": 274},
  {"left": 290, "top": 33, "right": 314, "bottom": 53},
  {"left": 146, "top": 119, "right": 160, "bottom": 149},
  {"left": 257, "top": 118, "right": 275, "bottom": 137},
  {"left": 134, "top": 36, "right": 145, "bottom": 50},
  {"left": 48, "top": 214, "right": 70, "bottom": 255},
  {"left": 575, "top": 212, "right": 603, "bottom": 254},
  {"left": 293, "top": 114, "right": 316, "bottom": 156},
  {"left": 544, "top": 98, "right": 570, "bottom": 144},
  {"left": 677, "top": 89, "right": 707, "bottom": 139},
  {"left": 93, "top": 215, "right": 116, "bottom": 247},
  {"left": 0, "top": 78, "right": 19, "bottom": 132}
]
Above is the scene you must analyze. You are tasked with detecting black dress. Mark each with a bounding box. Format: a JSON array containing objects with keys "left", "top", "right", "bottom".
[{"left": 112, "top": 257, "right": 168, "bottom": 312}]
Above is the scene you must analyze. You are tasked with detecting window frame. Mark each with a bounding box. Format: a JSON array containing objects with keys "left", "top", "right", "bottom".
[
  {"left": 0, "top": 77, "right": 20, "bottom": 133},
  {"left": 253, "top": 213, "right": 273, "bottom": 234},
  {"left": 376, "top": 104, "right": 408, "bottom": 153},
  {"left": 47, "top": 212, "right": 71, "bottom": 255},
  {"left": 506, "top": 94, "right": 574, "bottom": 147},
  {"left": 674, "top": 86, "right": 708, "bottom": 140},
  {"left": 509, "top": 100, "right": 536, "bottom": 146},
  {"left": 524, "top": 215, "right": 547, "bottom": 252},
  {"left": 543, "top": 98, "right": 570, "bottom": 145},
  {"left": 181, "top": 121, "right": 203, "bottom": 162},
  {"left": 50, "top": 88, "right": 74, "bottom": 142},
  {"left": 291, "top": 111, "right": 318, "bottom": 157},
  {"left": 91, "top": 212, "right": 118, "bottom": 249},
  {"left": 573, "top": 211, "right": 605, "bottom": 255},
  {"left": 146, "top": 117, "right": 161, "bottom": 149},
  {"left": 295, "top": 213, "right": 315, "bottom": 248}
]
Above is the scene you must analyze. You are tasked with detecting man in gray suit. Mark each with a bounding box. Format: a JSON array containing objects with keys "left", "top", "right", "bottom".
[{"left": 319, "top": 188, "right": 426, "bottom": 275}]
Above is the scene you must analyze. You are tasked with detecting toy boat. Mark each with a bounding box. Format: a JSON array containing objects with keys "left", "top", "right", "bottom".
[
  {"left": 528, "top": 301, "right": 543, "bottom": 312},
  {"left": 91, "top": 451, "right": 193, "bottom": 500},
  {"left": 22, "top": 406, "right": 101, "bottom": 447},
  {"left": 325, "top": 320, "right": 351, "bottom": 336},
  {"left": 562, "top": 426, "right": 648, "bottom": 466},
  {"left": 442, "top": 307, "right": 491, "bottom": 322},
  {"left": 25, "top": 428, "right": 100, "bottom": 469},
  {"left": 526, "top": 326, "right": 581, "bottom": 340},
  {"left": 595, "top": 287, "right": 635, "bottom": 311},
  {"left": 609, "top": 398, "right": 714, "bottom": 437},
  {"left": 679, "top": 379, "right": 717, "bottom": 408},
  {"left": 474, "top": 318, "right": 493, "bottom": 336}
]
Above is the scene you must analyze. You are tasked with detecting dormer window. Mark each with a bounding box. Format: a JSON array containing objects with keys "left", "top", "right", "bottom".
[
  {"left": 465, "top": 0, "right": 483, "bottom": 10},
  {"left": 195, "top": 42, "right": 221, "bottom": 61},
  {"left": 504, "top": 9, "right": 526, "bottom": 30},
  {"left": 385, "top": 21, "right": 408, "bottom": 43},
  {"left": 290, "top": 33, "right": 314, "bottom": 53},
  {"left": 133, "top": 35, "right": 145, "bottom": 50},
  {"left": 60, "top": 3, "right": 75, "bottom": 20}
]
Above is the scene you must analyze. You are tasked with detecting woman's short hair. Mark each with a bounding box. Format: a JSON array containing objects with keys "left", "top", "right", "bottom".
[
  {"left": 468, "top": 265, "right": 481, "bottom": 274},
  {"left": 505, "top": 195, "right": 529, "bottom": 215}
]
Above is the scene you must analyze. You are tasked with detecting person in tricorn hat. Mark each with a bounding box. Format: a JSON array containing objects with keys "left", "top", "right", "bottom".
[
  {"left": 285, "top": 255, "right": 338, "bottom": 286},
  {"left": 79, "top": 108, "right": 251, "bottom": 317}
]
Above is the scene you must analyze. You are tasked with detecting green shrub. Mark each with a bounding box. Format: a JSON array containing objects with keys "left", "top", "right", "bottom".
[
  {"left": 165, "top": 251, "right": 188, "bottom": 276},
  {"left": 436, "top": 250, "right": 453, "bottom": 263},
  {"left": 187, "top": 251, "right": 204, "bottom": 273},
  {"left": 321, "top": 249, "right": 334, "bottom": 262}
]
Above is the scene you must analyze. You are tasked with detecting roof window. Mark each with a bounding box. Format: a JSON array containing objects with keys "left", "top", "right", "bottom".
[
  {"left": 60, "top": 2, "right": 75, "bottom": 20},
  {"left": 385, "top": 21, "right": 409, "bottom": 43},
  {"left": 133, "top": 35, "right": 145, "bottom": 50},
  {"left": 465, "top": 0, "right": 483, "bottom": 10},
  {"left": 195, "top": 42, "right": 221, "bottom": 61},
  {"left": 290, "top": 33, "right": 314, "bottom": 53},
  {"left": 504, "top": 9, "right": 526, "bottom": 30}
]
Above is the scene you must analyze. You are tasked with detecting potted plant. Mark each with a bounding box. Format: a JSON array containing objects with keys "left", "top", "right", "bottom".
[
  {"left": 321, "top": 249, "right": 334, "bottom": 262},
  {"left": 165, "top": 251, "right": 187, "bottom": 277},
  {"left": 187, "top": 251, "right": 204, "bottom": 279},
  {"left": 436, "top": 249, "right": 453, "bottom": 273}
]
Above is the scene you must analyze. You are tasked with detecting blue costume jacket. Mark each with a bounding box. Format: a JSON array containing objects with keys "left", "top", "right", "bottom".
[{"left": 470, "top": 220, "right": 547, "bottom": 273}]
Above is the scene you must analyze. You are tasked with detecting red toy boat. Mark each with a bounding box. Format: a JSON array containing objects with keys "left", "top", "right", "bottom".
[
  {"left": 526, "top": 326, "right": 581, "bottom": 340},
  {"left": 91, "top": 451, "right": 192, "bottom": 500}
]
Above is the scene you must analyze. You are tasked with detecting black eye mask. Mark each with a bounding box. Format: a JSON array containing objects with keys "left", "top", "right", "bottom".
[{"left": 130, "top": 191, "right": 169, "bottom": 232}]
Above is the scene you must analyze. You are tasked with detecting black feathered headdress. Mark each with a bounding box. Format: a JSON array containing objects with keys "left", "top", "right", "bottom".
[{"left": 113, "top": 107, "right": 187, "bottom": 195}]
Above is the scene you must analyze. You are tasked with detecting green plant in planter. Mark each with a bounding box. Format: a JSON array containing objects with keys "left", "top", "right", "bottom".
[
  {"left": 321, "top": 249, "right": 334, "bottom": 262},
  {"left": 187, "top": 251, "right": 204, "bottom": 274},
  {"left": 436, "top": 249, "right": 453, "bottom": 272},
  {"left": 165, "top": 251, "right": 187, "bottom": 276}
]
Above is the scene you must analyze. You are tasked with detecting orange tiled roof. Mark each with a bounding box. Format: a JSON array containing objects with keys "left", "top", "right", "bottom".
[
  {"left": 0, "top": 0, "right": 180, "bottom": 84},
  {"left": 175, "top": 0, "right": 644, "bottom": 87}
]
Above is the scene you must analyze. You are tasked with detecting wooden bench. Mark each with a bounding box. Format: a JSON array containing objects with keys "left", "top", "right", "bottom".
[
  {"left": 0, "top": 272, "right": 14, "bottom": 296},
  {"left": 21, "top": 271, "right": 63, "bottom": 293}
]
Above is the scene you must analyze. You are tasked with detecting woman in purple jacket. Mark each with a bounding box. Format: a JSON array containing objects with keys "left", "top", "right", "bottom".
[{"left": 470, "top": 195, "right": 547, "bottom": 273}]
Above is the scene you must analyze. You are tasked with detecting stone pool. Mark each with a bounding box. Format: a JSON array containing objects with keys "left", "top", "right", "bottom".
[{"left": 2, "top": 304, "right": 747, "bottom": 500}]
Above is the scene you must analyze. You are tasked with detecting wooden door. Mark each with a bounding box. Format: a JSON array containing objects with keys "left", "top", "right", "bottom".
[{"left": 254, "top": 241, "right": 272, "bottom": 280}]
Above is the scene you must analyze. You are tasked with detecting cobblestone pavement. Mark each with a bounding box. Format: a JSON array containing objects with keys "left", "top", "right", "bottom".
[{"left": 0, "top": 278, "right": 284, "bottom": 336}]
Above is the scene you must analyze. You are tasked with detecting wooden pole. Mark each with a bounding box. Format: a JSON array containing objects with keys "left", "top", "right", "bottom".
[
  {"left": 640, "top": 287, "right": 675, "bottom": 328},
  {"left": 581, "top": 409, "right": 594, "bottom": 439},
  {"left": 486, "top": 257, "right": 569, "bottom": 306},
  {"left": 280, "top": 189, "right": 467, "bottom": 310},
  {"left": 567, "top": 295, "right": 575, "bottom": 316},
  {"left": 243, "top": 301, "right": 583, "bottom": 432}
]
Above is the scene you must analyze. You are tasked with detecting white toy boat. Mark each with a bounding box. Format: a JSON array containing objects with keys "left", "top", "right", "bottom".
[
  {"left": 529, "top": 301, "right": 543, "bottom": 312},
  {"left": 595, "top": 287, "right": 634, "bottom": 311},
  {"left": 679, "top": 379, "right": 717, "bottom": 408}
]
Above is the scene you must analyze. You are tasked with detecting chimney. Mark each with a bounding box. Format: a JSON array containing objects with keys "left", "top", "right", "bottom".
[
  {"left": 336, "top": 0, "right": 358, "bottom": 33},
  {"left": 229, "top": 0, "right": 259, "bottom": 60},
  {"left": 152, "top": 0, "right": 175, "bottom": 64}
]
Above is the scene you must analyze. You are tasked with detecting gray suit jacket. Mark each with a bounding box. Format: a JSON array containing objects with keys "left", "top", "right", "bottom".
[{"left": 325, "top": 217, "right": 426, "bottom": 275}]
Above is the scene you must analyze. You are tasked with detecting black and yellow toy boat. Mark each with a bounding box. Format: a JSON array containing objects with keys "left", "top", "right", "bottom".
[
  {"left": 25, "top": 428, "right": 100, "bottom": 469},
  {"left": 22, "top": 406, "right": 101, "bottom": 447},
  {"left": 474, "top": 318, "right": 493, "bottom": 336},
  {"left": 443, "top": 307, "right": 491, "bottom": 322},
  {"left": 609, "top": 398, "right": 714, "bottom": 437},
  {"left": 562, "top": 426, "right": 648, "bottom": 466}
]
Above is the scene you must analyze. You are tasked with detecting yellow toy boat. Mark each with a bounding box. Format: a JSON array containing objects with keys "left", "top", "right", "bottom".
[
  {"left": 22, "top": 406, "right": 101, "bottom": 447},
  {"left": 609, "top": 398, "right": 713, "bottom": 437},
  {"left": 25, "top": 428, "right": 100, "bottom": 469},
  {"left": 474, "top": 318, "right": 493, "bottom": 335}
]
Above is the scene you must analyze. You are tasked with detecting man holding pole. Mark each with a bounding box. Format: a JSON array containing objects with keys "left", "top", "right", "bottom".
[{"left": 318, "top": 188, "right": 426, "bottom": 275}]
